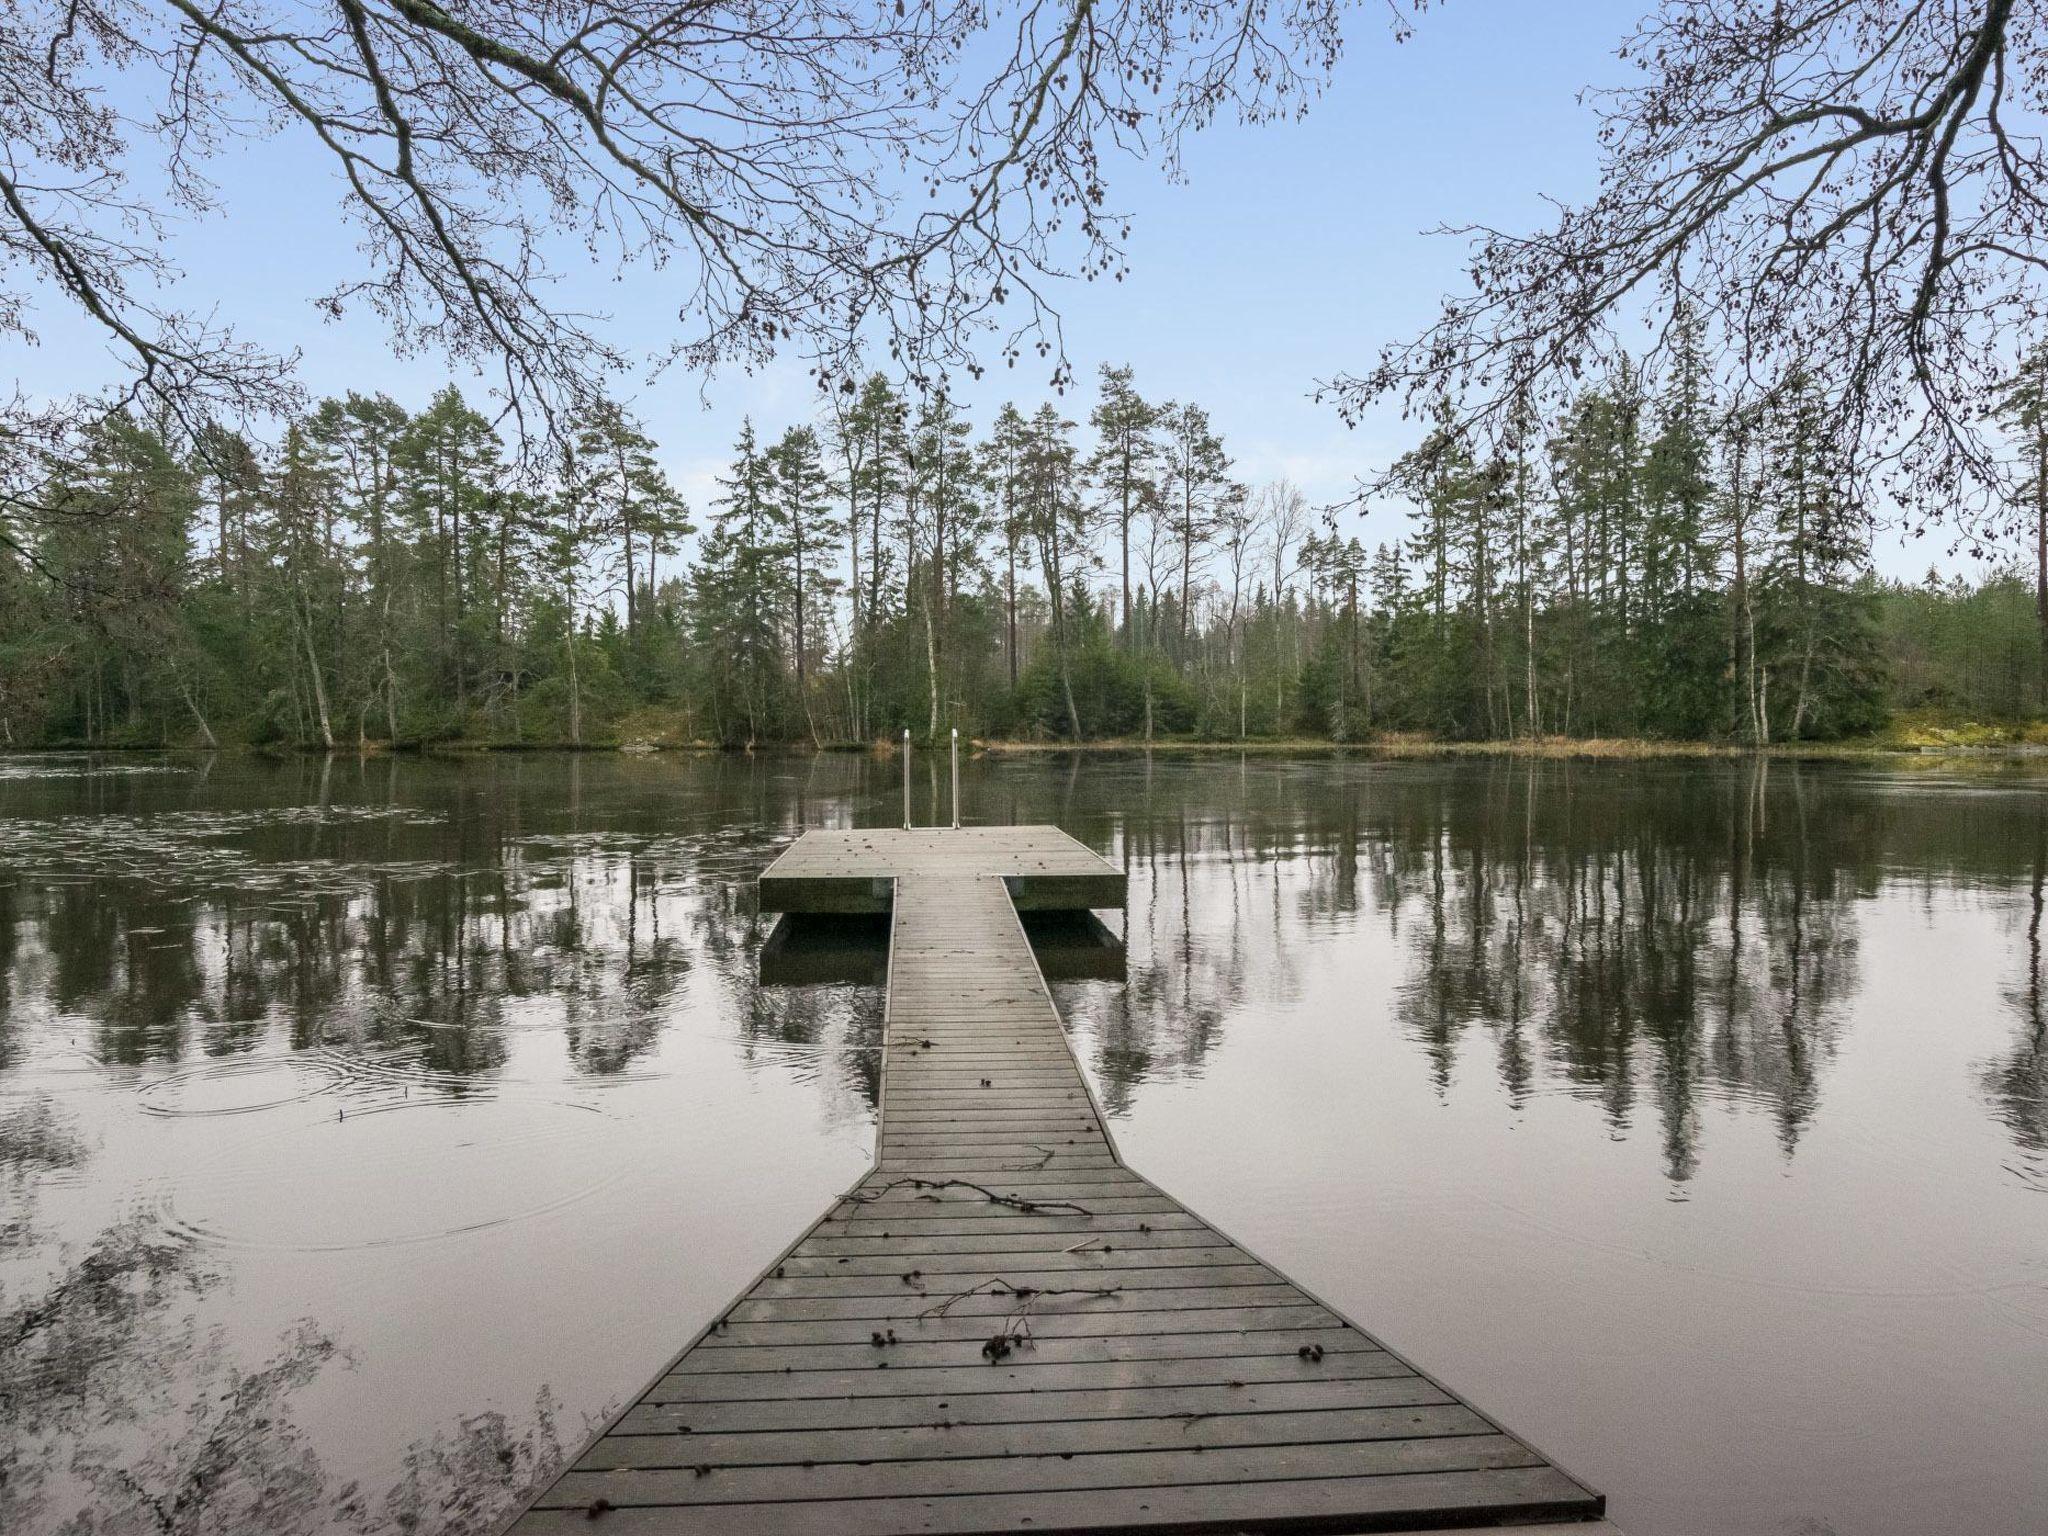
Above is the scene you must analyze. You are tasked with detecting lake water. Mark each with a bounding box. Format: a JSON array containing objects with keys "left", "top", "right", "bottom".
[{"left": 2, "top": 750, "right": 2045, "bottom": 1536}]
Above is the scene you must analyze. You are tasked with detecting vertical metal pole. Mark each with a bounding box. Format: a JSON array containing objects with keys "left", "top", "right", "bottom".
[
  {"left": 902, "top": 729, "right": 912, "bottom": 830},
  {"left": 950, "top": 728, "right": 961, "bottom": 829}
]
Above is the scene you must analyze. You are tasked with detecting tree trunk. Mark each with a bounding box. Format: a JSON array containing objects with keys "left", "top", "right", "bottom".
[
  {"left": 1178, "top": 497, "right": 1194, "bottom": 651},
  {"left": 794, "top": 532, "right": 808, "bottom": 692},
  {"left": 1042, "top": 523, "right": 1082, "bottom": 742},
  {"left": 300, "top": 593, "right": 335, "bottom": 751},
  {"left": 847, "top": 466, "right": 863, "bottom": 735},
  {"left": 1730, "top": 421, "right": 1758, "bottom": 744},
  {"left": 382, "top": 584, "right": 400, "bottom": 744},
  {"left": 928, "top": 455, "right": 948, "bottom": 740},
  {"left": 924, "top": 592, "right": 941, "bottom": 740},
  {"left": 1791, "top": 633, "right": 1815, "bottom": 740},
  {"left": 566, "top": 594, "right": 582, "bottom": 748},
  {"left": 179, "top": 677, "right": 218, "bottom": 750},
  {"left": 868, "top": 447, "right": 882, "bottom": 633},
  {"left": 1524, "top": 562, "right": 1537, "bottom": 738},
  {"left": 1120, "top": 448, "right": 1133, "bottom": 647},
  {"left": 1057, "top": 616, "right": 1082, "bottom": 742},
  {"left": 1005, "top": 532, "right": 1018, "bottom": 691},
  {"left": 217, "top": 485, "right": 232, "bottom": 585},
  {"left": 619, "top": 442, "right": 638, "bottom": 641}
]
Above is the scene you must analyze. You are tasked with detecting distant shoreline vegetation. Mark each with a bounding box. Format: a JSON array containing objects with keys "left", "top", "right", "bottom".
[
  {"left": 17, "top": 720, "right": 2048, "bottom": 763},
  {"left": 10, "top": 355, "right": 2048, "bottom": 758}
]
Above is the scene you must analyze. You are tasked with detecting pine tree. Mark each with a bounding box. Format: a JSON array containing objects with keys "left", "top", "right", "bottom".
[
  {"left": 393, "top": 388, "right": 503, "bottom": 722},
  {"left": 1087, "top": 364, "right": 1159, "bottom": 646},
  {"left": 909, "top": 392, "right": 980, "bottom": 738},
  {"left": 697, "top": 420, "right": 790, "bottom": 745},
  {"left": 1021, "top": 404, "right": 1087, "bottom": 740},
  {"left": 1155, "top": 401, "right": 1233, "bottom": 654},
  {"left": 982, "top": 404, "right": 1031, "bottom": 693},
  {"left": 767, "top": 424, "right": 842, "bottom": 744},
  {"left": 1761, "top": 369, "right": 1878, "bottom": 738},
  {"left": 308, "top": 394, "right": 408, "bottom": 740}
]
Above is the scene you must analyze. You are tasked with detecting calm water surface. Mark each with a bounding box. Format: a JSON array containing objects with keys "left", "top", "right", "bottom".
[{"left": 1, "top": 751, "right": 2044, "bottom": 1536}]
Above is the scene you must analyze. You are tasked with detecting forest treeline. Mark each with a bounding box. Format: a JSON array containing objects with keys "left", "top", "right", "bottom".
[{"left": 7, "top": 337, "right": 2048, "bottom": 750}]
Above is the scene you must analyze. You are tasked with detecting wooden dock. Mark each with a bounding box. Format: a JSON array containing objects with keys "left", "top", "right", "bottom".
[{"left": 510, "top": 827, "right": 1611, "bottom": 1535}]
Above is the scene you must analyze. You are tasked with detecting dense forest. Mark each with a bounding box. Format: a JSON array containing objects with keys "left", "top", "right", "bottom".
[{"left": 6, "top": 338, "right": 2048, "bottom": 750}]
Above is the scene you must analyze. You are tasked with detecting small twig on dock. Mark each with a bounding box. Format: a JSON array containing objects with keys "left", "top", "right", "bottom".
[
  {"left": 847, "top": 1177, "right": 1091, "bottom": 1216},
  {"left": 919, "top": 1276, "right": 1124, "bottom": 1322},
  {"left": 915, "top": 1273, "right": 1125, "bottom": 1361}
]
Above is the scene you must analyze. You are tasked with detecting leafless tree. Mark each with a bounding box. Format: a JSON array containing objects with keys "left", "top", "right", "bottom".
[
  {"left": 1256, "top": 476, "right": 1311, "bottom": 603},
  {"left": 1330, "top": 0, "right": 2046, "bottom": 539},
  {"left": 4, "top": 0, "right": 1408, "bottom": 451}
]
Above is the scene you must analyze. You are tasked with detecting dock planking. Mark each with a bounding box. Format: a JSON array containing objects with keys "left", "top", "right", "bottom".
[
  {"left": 509, "top": 827, "right": 1609, "bottom": 1535},
  {"left": 758, "top": 825, "right": 1127, "bottom": 914}
]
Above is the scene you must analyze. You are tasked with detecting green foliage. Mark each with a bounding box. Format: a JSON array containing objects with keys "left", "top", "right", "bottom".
[
  {"left": 1011, "top": 594, "right": 1193, "bottom": 738},
  {"left": 0, "top": 353, "right": 2036, "bottom": 753}
]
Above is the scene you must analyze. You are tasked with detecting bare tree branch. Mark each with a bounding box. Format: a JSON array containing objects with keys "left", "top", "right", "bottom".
[{"left": 1326, "top": 0, "right": 2045, "bottom": 535}]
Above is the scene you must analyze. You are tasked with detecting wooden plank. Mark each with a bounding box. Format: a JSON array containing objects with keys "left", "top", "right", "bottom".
[
  {"left": 539, "top": 1433, "right": 1544, "bottom": 1507},
  {"left": 645, "top": 1350, "right": 1418, "bottom": 1404},
  {"left": 876, "top": 1130, "right": 1114, "bottom": 1146},
  {"left": 829, "top": 1165, "right": 1141, "bottom": 1187},
  {"left": 841, "top": 1193, "right": 1136, "bottom": 1214},
  {"left": 580, "top": 1403, "right": 1497, "bottom": 1470},
  {"left": 863, "top": 1152, "right": 1134, "bottom": 1173},
  {"left": 677, "top": 1305, "right": 1349, "bottom": 1351},
  {"left": 513, "top": 1466, "right": 1596, "bottom": 1533},
  {"left": 772, "top": 1244, "right": 1259, "bottom": 1276},
  {"left": 796, "top": 1226, "right": 1236, "bottom": 1256},
  {"left": 612, "top": 1377, "right": 1463, "bottom": 1437},
  {"left": 719, "top": 1288, "right": 1308, "bottom": 1324},
  {"left": 819, "top": 1213, "right": 1207, "bottom": 1237},
  {"left": 678, "top": 1330, "right": 1383, "bottom": 1374},
  {"left": 747, "top": 1262, "right": 1287, "bottom": 1297}
]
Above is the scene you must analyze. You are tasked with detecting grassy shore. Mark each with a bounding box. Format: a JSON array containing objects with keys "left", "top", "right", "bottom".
[
  {"left": 22, "top": 710, "right": 2048, "bottom": 761},
  {"left": 977, "top": 714, "right": 2048, "bottom": 761},
  {"left": 977, "top": 734, "right": 1880, "bottom": 760}
]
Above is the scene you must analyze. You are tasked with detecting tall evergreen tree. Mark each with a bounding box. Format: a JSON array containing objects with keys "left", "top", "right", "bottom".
[
  {"left": 767, "top": 424, "right": 841, "bottom": 744},
  {"left": 1087, "top": 365, "right": 1159, "bottom": 646}
]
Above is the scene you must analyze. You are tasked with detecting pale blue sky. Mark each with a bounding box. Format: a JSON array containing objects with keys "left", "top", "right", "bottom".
[{"left": 9, "top": 2, "right": 1983, "bottom": 580}]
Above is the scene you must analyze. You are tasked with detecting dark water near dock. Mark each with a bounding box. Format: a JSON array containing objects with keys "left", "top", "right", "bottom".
[{"left": 2, "top": 750, "right": 2044, "bottom": 1535}]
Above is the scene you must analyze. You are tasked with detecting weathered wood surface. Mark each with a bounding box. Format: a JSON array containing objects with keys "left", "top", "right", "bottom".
[
  {"left": 510, "top": 835, "right": 1608, "bottom": 1535},
  {"left": 759, "top": 825, "right": 1126, "bottom": 913}
]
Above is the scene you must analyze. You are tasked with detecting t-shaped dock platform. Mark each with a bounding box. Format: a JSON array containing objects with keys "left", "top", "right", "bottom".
[
  {"left": 757, "top": 825, "right": 1130, "bottom": 915},
  {"left": 510, "top": 826, "right": 1611, "bottom": 1535}
]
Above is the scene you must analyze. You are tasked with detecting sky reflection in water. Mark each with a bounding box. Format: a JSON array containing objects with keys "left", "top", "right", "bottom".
[{"left": 1, "top": 750, "right": 2045, "bottom": 1536}]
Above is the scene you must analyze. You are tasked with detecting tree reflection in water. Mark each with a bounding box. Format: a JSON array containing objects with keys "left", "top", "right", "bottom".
[
  {"left": 1982, "top": 819, "right": 2048, "bottom": 1186},
  {"left": 1377, "top": 759, "right": 1863, "bottom": 1181},
  {"left": 0, "top": 753, "right": 879, "bottom": 1103},
  {"left": 1058, "top": 756, "right": 2048, "bottom": 1188},
  {"left": 3, "top": 1199, "right": 575, "bottom": 1536}
]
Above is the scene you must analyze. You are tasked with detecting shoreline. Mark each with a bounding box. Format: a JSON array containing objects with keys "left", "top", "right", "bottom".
[
  {"left": 12, "top": 733, "right": 2048, "bottom": 762},
  {"left": 978, "top": 735, "right": 2048, "bottom": 762}
]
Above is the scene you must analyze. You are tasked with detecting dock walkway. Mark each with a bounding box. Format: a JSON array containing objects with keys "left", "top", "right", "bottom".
[{"left": 510, "top": 827, "right": 1610, "bottom": 1534}]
